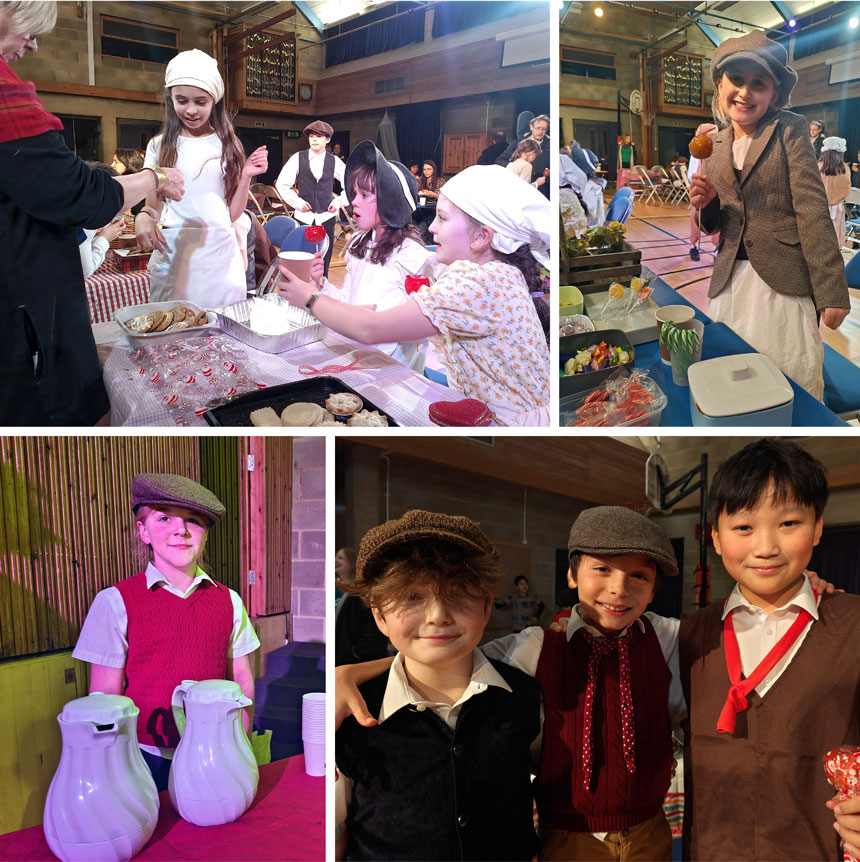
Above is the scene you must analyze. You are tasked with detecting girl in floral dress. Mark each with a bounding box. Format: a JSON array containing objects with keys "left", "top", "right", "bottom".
[{"left": 276, "top": 165, "right": 551, "bottom": 426}]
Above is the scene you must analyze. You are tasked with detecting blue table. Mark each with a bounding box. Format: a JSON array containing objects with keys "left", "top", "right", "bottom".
[{"left": 633, "top": 322, "right": 846, "bottom": 426}]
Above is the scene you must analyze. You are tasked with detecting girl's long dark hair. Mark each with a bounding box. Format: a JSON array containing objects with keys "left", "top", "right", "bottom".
[
  {"left": 348, "top": 161, "right": 423, "bottom": 266},
  {"left": 820, "top": 149, "right": 847, "bottom": 176},
  {"left": 114, "top": 147, "right": 144, "bottom": 173},
  {"left": 157, "top": 90, "right": 246, "bottom": 204},
  {"left": 418, "top": 159, "right": 440, "bottom": 191},
  {"left": 510, "top": 139, "right": 540, "bottom": 162}
]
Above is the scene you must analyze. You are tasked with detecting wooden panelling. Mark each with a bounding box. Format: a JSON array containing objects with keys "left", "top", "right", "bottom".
[
  {"left": 790, "top": 61, "right": 853, "bottom": 108},
  {"left": 0, "top": 652, "right": 90, "bottom": 833},
  {"left": 442, "top": 132, "right": 489, "bottom": 174},
  {"left": 345, "top": 437, "right": 650, "bottom": 505},
  {"left": 265, "top": 437, "right": 292, "bottom": 617},
  {"left": 313, "top": 36, "right": 548, "bottom": 117},
  {"left": 199, "top": 436, "right": 241, "bottom": 594}
]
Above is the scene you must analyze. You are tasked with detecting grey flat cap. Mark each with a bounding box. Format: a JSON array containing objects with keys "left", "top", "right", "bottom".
[{"left": 132, "top": 473, "right": 225, "bottom": 524}]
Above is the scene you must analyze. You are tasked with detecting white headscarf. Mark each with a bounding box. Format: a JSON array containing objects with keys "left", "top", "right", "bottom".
[
  {"left": 559, "top": 153, "right": 587, "bottom": 194},
  {"left": 441, "top": 165, "right": 552, "bottom": 267},
  {"left": 821, "top": 136, "right": 847, "bottom": 154},
  {"left": 165, "top": 49, "right": 224, "bottom": 102}
]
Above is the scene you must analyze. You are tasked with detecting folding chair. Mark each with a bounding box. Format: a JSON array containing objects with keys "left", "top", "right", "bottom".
[
  {"left": 263, "top": 185, "right": 290, "bottom": 217},
  {"left": 247, "top": 189, "right": 272, "bottom": 224},
  {"left": 604, "top": 186, "right": 635, "bottom": 224},
  {"left": 250, "top": 183, "right": 279, "bottom": 222},
  {"left": 655, "top": 165, "right": 687, "bottom": 204},
  {"left": 633, "top": 165, "right": 667, "bottom": 204},
  {"left": 264, "top": 215, "right": 298, "bottom": 250}
]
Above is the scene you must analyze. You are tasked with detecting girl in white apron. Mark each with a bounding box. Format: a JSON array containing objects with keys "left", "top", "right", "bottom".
[{"left": 136, "top": 49, "right": 267, "bottom": 307}]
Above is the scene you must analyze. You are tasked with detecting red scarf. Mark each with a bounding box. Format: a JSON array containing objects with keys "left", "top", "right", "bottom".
[
  {"left": 0, "top": 57, "right": 63, "bottom": 144},
  {"left": 717, "top": 595, "right": 816, "bottom": 734}
]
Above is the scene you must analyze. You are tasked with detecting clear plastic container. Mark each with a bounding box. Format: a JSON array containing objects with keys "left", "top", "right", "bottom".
[{"left": 559, "top": 369, "right": 668, "bottom": 427}]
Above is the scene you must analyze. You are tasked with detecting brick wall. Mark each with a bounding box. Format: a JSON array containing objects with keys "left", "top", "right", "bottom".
[{"left": 291, "top": 437, "right": 326, "bottom": 643}]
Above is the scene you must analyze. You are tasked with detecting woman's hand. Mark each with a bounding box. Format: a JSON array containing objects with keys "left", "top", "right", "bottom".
[
  {"left": 135, "top": 211, "right": 169, "bottom": 254},
  {"left": 243, "top": 146, "right": 268, "bottom": 178},
  {"left": 275, "top": 265, "right": 316, "bottom": 308},
  {"left": 689, "top": 171, "right": 717, "bottom": 210},
  {"left": 156, "top": 167, "right": 185, "bottom": 203},
  {"left": 95, "top": 220, "right": 125, "bottom": 243},
  {"left": 821, "top": 307, "right": 850, "bottom": 330},
  {"left": 695, "top": 123, "right": 718, "bottom": 137}
]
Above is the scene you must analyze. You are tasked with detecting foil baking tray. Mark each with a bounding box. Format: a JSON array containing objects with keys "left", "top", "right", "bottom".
[{"left": 213, "top": 297, "right": 325, "bottom": 354}]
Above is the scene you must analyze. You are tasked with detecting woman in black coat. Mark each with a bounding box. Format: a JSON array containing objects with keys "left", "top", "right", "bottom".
[{"left": 0, "top": 0, "right": 183, "bottom": 425}]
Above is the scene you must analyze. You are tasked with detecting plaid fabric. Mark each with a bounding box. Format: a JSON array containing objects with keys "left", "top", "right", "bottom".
[
  {"left": 0, "top": 58, "right": 63, "bottom": 144},
  {"left": 701, "top": 110, "right": 849, "bottom": 311},
  {"left": 85, "top": 258, "right": 151, "bottom": 323}
]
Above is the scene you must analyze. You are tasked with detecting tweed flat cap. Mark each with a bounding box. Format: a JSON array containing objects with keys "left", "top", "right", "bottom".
[
  {"left": 304, "top": 120, "right": 333, "bottom": 138},
  {"left": 132, "top": 473, "right": 225, "bottom": 524},
  {"left": 567, "top": 506, "right": 678, "bottom": 578},
  {"left": 345, "top": 139, "right": 418, "bottom": 228},
  {"left": 711, "top": 30, "right": 797, "bottom": 108},
  {"left": 355, "top": 510, "right": 498, "bottom": 585}
]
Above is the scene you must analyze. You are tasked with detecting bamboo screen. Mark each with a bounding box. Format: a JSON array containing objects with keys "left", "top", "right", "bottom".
[
  {"left": 265, "top": 437, "right": 292, "bottom": 616},
  {"left": 199, "top": 436, "right": 241, "bottom": 594},
  {"left": 0, "top": 436, "right": 198, "bottom": 660}
]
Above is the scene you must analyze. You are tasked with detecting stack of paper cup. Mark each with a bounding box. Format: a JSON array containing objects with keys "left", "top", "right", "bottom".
[{"left": 302, "top": 692, "right": 325, "bottom": 777}]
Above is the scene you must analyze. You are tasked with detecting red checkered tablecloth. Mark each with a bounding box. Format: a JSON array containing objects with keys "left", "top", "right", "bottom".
[{"left": 85, "top": 258, "right": 150, "bottom": 324}]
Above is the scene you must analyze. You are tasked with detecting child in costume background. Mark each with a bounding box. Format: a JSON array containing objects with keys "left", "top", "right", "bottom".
[
  {"left": 688, "top": 31, "right": 849, "bottom": 400},
  {"left": 818, "top": 136, "right": 851, "bottom": 248},
  {"left": 136, "top": 49, "right": 267, "bottom": 307},
  {"left": 680, "top": 439, "right": 860, "bottom": 860},
  {"left": 72, "top": 473, "right": 260, "bottom": 792},
  {"left": 335, "top": 510, "right": 541, "bottom": 861},
  {"left": 316, "top": 140, "right": 435, "bottom": 371},
  {"left": 276, "top": 164, "right": 551, "bottom": 426},
  {"left": 507, "top": 139, "right": 548, "bottom": 189},
  {"left": 275, "top": 119, "right": 347, "bottom": 277}
]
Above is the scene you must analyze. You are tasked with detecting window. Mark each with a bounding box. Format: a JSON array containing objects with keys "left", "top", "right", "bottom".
[
  {"left": 100, "top": 15, "right": 178, "bottom": 64},
  {"left": 663, "top": 53, "right": 703, "bottom": 108},
  {"left": 244, "top": 32, "right": 296, "bottom": 102},
  {"left": 55, "top": 115, "right": 100, "bottom": 161},
  {"left": 561, "top": 47, "right": 615, "bottom": 81}
]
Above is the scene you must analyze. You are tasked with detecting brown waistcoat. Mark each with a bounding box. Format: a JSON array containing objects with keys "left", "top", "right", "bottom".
[{"left": 680, "top": 592, "right": 860, "bottom": 861}]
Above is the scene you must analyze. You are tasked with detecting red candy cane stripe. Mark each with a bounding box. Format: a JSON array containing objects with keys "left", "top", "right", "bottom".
[{"left": 297, "top": 357, "right": 372, "bottom": 376}]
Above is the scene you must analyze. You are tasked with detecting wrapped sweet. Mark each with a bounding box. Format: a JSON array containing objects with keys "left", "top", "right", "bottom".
[
  {"left": 824, "top": 746, "right": 860, "bottom": 862},
  {"left": 562, "top": 341, "right": 632, "bottom": 376}
]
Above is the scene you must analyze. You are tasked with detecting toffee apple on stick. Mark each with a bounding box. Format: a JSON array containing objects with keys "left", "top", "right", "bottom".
[{"left": 689, "top": 133, "right": 714, "bottom": 257}]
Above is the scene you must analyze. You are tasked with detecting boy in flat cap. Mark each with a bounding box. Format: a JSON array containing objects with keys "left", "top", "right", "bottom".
[
  {"left": 72, "top": 473, "right": 260, "bottom": 791},
  {"left": 335, "top": 510, "right": 541, "bottom": 861},
  {"left": 275, "top": 119, "right": 347, "bottom": 276}
]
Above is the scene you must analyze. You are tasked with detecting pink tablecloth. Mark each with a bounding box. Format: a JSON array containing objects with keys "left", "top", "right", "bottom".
[
  {"left": 0, "top": 756, "right": 323, "bottom": 862},
  {"left": 85, "top": 257, "right": 150, "bottom": 324},
  {"left": 616, "top": 168, "right": 660, "bottom": 188}
]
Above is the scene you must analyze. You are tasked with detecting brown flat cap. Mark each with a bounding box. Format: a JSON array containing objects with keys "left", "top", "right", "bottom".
[
  {"left": 711, "top": 30, "right": 797, "bottom": 109},
  {"left": 132, "top": 473, "right": 225, "bottom": 524},
  {"left": 355, "top": 510, "right": 498, "bottom": 585},
  {"left": 304, "top": 120, "right": 333, "bottom": 138},
  {"left": 568, "top": 506, "right": 678, "bottom": 578}
]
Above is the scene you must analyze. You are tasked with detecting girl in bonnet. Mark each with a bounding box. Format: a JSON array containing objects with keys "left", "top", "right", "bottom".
[
  {"left": 136, "top": 49, "right": 267, "bottom": 306},
  {"left": 818, "top": 136, "right": 851, "bottom": 247},
  {"left": 276, "top": 164, "right": 551, "bottom": 426},
  {"left": 688, "top": 30, "right": 850, "bottom": 400},
  {"left": 315, "top": 139, "right": 435, "bottom": 371}
]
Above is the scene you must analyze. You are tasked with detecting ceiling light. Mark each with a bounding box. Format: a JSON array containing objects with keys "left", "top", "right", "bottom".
[
  {"left": 851, "top": 15, "right": 859, "bottom": 27},
  {"left": 594, "top": 6, "right": 604, "bottom": 16},
  {"left": 788, "top": 17, "right": 796, "bottom": 27}
]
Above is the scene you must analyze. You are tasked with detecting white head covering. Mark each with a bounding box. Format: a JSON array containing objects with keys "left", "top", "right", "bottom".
[
  {"left": 165, "top": 49, "right": 224, "bottom": 102},
  {"left": 440, "top": 165, "right": 552, "bottom": 267},
  {"left": 821, "top": 136, "right": 847, "bottom": 154},
  {"left": 559, "top": 153, "right": 587, "bottom": 194}
]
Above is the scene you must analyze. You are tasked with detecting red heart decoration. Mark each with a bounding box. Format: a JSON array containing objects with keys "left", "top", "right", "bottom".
[
  {"left": 305, "top": 225, "right": 326, "bottom": 243},
  {"left": 429, "top": 398, "right": 493, "bottom": 427},
  {"left": 405, "top": 275, "right": 430, "bottom": 294}
]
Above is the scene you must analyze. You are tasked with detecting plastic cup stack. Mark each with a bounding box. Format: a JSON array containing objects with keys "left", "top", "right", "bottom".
[{"left": 302, "top": 692, "right": 325, "bottom": 777}]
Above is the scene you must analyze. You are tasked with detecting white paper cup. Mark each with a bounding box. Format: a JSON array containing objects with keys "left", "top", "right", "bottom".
[
  {"left": 656, "top": 305, "right": 696, "bottom": 364},
  {"left": 277, "top": 250, "right": 314, "bottom": 282},
  {"left": 303, "top": 740, "right": 325, "bottom": 777},
  {"left": 669, "top": 318, "right": 705, "bottom": 386}
]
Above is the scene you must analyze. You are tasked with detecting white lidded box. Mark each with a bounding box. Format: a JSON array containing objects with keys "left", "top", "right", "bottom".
[
  {"left": 114, "top": 300, "right": 216, "bottom": 347},
  {"left": 688, "top": 353, "right": 794, "bottom": 426}
]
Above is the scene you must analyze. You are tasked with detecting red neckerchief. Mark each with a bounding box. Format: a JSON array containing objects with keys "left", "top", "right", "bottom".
[
  {"left": 716, "top": 591, "right": 818, "bottom": 734},
  {"left": 579, "top": 627, "right": 636, "bottom": 792},
  {"left": 0, "top": 57, "right": 63, "bottom": 144}
]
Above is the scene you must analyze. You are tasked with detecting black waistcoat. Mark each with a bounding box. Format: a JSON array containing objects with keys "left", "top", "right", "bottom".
[
  {"left": 336, "top": 658, "right": 541, "bottom": 861},
  {"left": 297, "top": 150, "right": 335, "bottom": 213}
]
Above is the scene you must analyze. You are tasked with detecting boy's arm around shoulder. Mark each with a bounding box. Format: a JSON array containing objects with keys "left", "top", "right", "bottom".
[
  {"left": 480, "top": 626, "right": 545, "bottom": 677},
  {"left": 334, "top": 657, "right": 393, "bottom": 730},
  {"left": 644, "top": 612, "right": 687, "bottom": 730}
]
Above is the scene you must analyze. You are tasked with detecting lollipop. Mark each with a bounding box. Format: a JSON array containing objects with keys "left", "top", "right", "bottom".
[
  {"left": 305, "top": 224, "right": 327, "bottom": 259},
  {"left": 824, "top": 746, "right": 860, "bottom": 862},
  {"left": 600, "top": 281, "right": 626, "bottom": 315}
]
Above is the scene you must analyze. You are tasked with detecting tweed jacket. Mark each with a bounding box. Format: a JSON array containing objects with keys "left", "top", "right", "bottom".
[{"left": 700, "top": 109, "right": 849, "bottom": 311}]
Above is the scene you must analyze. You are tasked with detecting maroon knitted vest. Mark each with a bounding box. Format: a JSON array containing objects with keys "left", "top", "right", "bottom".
[
  {"left": 535, "top": 618, "right": 673, "bottom": 832},
  {"left": 114, "top": 572, "right": 233, "bottom": 749}
]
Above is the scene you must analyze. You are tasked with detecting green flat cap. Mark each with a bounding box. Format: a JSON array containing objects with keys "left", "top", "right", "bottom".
[
  {"left": 568, "top": 505, "right": 678, "bottom": 577},
  {"left": 355, "top": 509, "right": 497, "bottom": 585},
  {"left": 131, "top": 473, "right": 225, "bottom": 523}
]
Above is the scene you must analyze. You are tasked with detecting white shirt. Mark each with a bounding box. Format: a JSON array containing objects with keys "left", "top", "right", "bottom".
[
  {"left": 721, "top": 576, "right": 819, "bottom": 699},
  {"left": 335, "top": 649, "right": 527, "bottom": 840},
  {"left": 72, "top": 563, "right": 261, "bottom": 757},
  {"left": 79, "top": 229, "right": 111, "bottom": 278},
  {"left": 320, "top": 232, "right": 435, "bottom": 370},
  {"left": 275, "top": 149, "right": 348, "bottom": 224}
]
